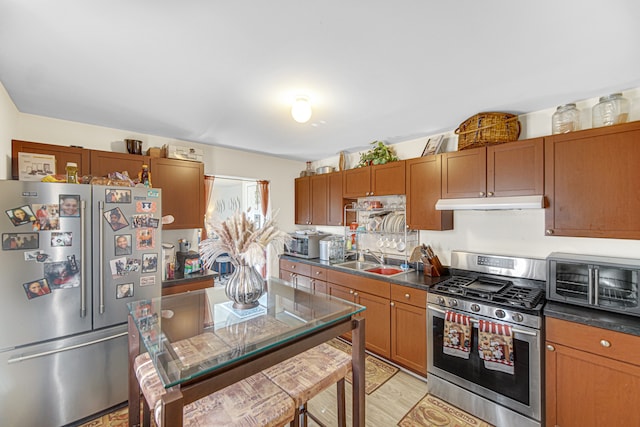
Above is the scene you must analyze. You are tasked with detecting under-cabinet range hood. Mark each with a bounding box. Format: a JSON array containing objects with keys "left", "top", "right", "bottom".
[{"left": 435, "top": 195, "right": 545, "bottom": 211}]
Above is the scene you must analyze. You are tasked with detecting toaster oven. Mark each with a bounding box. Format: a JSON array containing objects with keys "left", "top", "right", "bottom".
[
  {"left": 284, "top": 232, "right": 328, "bottom": 259},
  {"left": 547, "top": 252, "right": 640, "bottom": 316}
]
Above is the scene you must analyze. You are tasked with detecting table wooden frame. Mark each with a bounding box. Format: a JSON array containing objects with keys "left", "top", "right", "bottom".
[{"left": 128, "top": 313, "right": 366, "bottom": 427}]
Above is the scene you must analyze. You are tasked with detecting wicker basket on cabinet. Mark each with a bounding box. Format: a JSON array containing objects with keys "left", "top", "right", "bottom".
[{"left": 455, "top": 112, "right": 521, "bottom": 150}]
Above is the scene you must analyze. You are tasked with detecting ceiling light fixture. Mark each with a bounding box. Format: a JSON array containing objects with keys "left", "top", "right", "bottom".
[{"left": 291, "top": 96, "right": 312, "bottom": 123}]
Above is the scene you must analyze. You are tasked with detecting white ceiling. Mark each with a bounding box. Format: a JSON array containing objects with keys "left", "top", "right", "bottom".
[{"left": 1, "top": 1, "right": 639, "bottom": 161}]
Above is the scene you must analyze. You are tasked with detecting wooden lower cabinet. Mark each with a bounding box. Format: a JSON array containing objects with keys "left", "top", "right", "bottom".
[
  {"left": 545, "top": 317, "right": 640, "bottom": 427},
  {"left": 162, "top": 277, "right": 214, "bottom": 296},
  {"left": 326, "top": 281, "right": 391, "bottom": 358},
  {"left": 391, "top": 284, "right": 427, "bottom": 375}
]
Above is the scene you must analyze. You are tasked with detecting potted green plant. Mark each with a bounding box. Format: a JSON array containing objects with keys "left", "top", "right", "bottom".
[{"left": 356, "top": 140, "right": 399, "bottom": 167}]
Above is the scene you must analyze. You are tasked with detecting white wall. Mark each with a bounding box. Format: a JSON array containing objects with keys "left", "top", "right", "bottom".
[{"left": 316, "top": 88, "right": 640, "bottom": 265}]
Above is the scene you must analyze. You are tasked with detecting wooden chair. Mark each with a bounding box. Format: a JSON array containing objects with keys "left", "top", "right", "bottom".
[
  {"left": 133, "top": 352, "right": 295, "bottom": 427},
  {"left": 263, "top": 342, "right": 352, "bottom": 427}
]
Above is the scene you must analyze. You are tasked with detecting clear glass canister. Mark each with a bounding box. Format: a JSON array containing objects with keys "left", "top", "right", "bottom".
[
  {"left": 65, "top": 162, "right": 78, "bottom": 183},
  {"left": 552, "top": 103, "right": 580, "bottom": 134},
  {"left": 592, "top": 93, "right": 630, "bottom": 127}
]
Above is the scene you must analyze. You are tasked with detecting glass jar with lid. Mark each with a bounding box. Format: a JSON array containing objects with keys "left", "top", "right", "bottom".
[
  {"left": 552, "top": 103, "right": 580, "bottom": 134},
  {"left": 592, "top": 93, "right": 630, "bottom": 128}
]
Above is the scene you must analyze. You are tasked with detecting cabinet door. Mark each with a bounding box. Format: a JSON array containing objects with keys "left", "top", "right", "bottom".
[
  {"left": 488, "top": 138, "right": 543, "bottom": 197},
  {"left": 391, "top": 301, "right": 427, "bottom": 375},
  {"left": 89, "top": 150, "right": 150, "bottom": 179},
  {"left": 327, "top": 171, "right": 345, "bottom": 226},
  {"left": 309, "top": 174, "right": 328, "bottom": 225},
  {"left": 294, "top": 177, "right": 311, "bottom": 225},
  {"left": 327, "top": 282, "right": 355, "bottom": 341},
  {"left": 151, "top": 158, "right": 205, "bottom": 230},
  {"left": 356, "top": 291, "right": 391, "bottom": 358},
  {"left": 545, "top": 122, "right": 640, "bottom": 239},
  {"left": 343, "top": 168, "right": 371, "bottom": 198},
  {"left": 310, "top": 279, "right": 327, "bottom": 294},
  {"left": 441, "top": 147, "right": 487, "bottom": 198},
  {"left": 406, "top": 155, "right": 453, "bottom": 231},
  {"left": 545, "top": 342, "right": 640, "bottom": 427},
  {"left": 371, "top": 160, "right": 406, "bottom": 196},
  {"left": 12, "top": 140, "right": 90, "bottom": 179}
]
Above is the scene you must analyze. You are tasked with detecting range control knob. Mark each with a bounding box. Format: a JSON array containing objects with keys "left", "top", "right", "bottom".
[
  {"left": 495, "top": 309, "right": 506, "bottom": 319},
  {"left": 448, "top": 299, "right": 458, "bottom": 308},
  {"left": 470, "top": 304, "right": 481, "bottom": 312},
  {"left": 436, "top": 296, "right": 446, "bottom": 305},
  {"left": 512, "top": 313, "right": 524, "bottom": 322}
]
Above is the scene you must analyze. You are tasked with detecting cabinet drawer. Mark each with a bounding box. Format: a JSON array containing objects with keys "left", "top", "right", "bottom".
[
  {"left": 310, "top": 266, "right": 327, "bottom": 281},
  {"left": 326, "top": 269, "right": 390, "bottom": 298},
  {"left": 391, "top": 284, "right": 426, "bottom": 308},
  {"left": 546, "top": 317, "right": 639, "bottom": 366},
  {"left": 279, "top": 259, "right": 311, "bottom": 276}
]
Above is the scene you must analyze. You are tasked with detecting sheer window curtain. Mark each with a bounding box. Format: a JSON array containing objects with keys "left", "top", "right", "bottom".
[
  {"left": 203, "top": 175, "right": 215, "bottom": 240},
  {"left": 257, "top": 180, "right": 270, "bottom": 277}
]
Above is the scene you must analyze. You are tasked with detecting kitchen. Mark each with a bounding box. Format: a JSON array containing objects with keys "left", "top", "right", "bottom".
[{"left": 1, "top": 2, "right": 640, "bottom": 427}]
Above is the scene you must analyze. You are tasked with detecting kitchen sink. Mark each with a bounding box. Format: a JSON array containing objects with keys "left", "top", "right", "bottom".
[
  {"left": 334, "top": 261, "right": 413, "bottom": 277},
  {"left": 334, "top": 261, "right": 379, "bottom": 271}
]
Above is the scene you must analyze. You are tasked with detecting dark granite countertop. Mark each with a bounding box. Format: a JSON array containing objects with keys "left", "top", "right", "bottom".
[
  {"left": 544, "top": 301, "right": 640, "bottom": 337},
  {"left": 279, "top": 254, "right": 450, "bottom": 291},
  {"left": 162, "top": 269, "right": 217, "bottom": 288}
]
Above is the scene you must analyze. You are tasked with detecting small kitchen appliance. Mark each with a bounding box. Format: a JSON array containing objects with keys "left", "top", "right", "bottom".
[
  {"left": 427, "top": 250, "right": 546, "bottom": 427},
  {"left": 547, "top": 252, "right": 639, "bottom": 316},
  {"left": 284, "top": 231, "right": 328, "bottom": 259}
]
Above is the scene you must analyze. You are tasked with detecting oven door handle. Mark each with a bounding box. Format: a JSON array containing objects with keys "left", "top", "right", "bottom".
[{"left": 427, "top": 305, "right": 538, "bottom": 337}]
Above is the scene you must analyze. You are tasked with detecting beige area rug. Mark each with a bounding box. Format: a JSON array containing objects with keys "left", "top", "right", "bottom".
[
  {"left": 398, "top": 394, "right": 494, "bottom": 427},
  {"left": 327, "top": 338, "right": 399, "bottom": 395}
]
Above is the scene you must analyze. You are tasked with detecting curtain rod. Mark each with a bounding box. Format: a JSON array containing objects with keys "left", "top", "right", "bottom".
[{"left": 205, "top": 174, "right": 264, "bottom": 183}]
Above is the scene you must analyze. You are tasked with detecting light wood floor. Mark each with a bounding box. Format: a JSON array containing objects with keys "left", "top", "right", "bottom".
[{"left": 307, "top": 367, "right": 429, "bottom": 427}]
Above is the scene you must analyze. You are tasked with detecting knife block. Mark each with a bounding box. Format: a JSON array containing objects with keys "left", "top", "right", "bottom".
[{"left": 422, "top": 256, "right": 443, "bottom": 277}]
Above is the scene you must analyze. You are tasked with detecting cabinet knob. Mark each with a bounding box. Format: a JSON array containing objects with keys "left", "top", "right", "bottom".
[
  {"left": 291, "top": 265, "right": 295, "bottom": 269},
  {"left": 546, "top": 229, "right": 554, "bottom": 235},
  {"left": 479, "top": 191, "right": 485, "bottom": 197},
  {"left": 390, "top": 302, "right": 395, "bottom": 307},
  {"left": 404, "top": 293, "right": 410, "bottom": 299},
  {"left": 487, "top": 192, "right": 494, "bottom": 197},
  {"left": 353, "top": 292, "right": 359, "bottom": 296},
  {"left": 546, "top": 344, "right": 555, "bottom": 352},
  {"left": 600, "top": 339, "right": 611, "bottom": 348},
  {"left": 349, "top": 289, "right": 354, "bottom": 294},
  {"left": 316, "top": 271, "right": 321, "bottom": 275}
]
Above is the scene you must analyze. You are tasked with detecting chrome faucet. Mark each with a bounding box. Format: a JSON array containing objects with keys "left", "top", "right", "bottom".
[{"left": 364, "top": 249, "right": 385, "bottom": 265}]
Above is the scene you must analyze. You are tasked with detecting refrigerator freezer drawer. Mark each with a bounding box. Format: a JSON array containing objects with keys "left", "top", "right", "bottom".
[{"left": 0, "top": 325, "right": 128, "bottom": 426}]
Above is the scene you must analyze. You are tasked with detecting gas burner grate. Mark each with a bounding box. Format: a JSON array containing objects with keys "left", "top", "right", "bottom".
[
  {"left": 433, "top": 276, "right": 475, "bottom": 294},
  {"left": 493, "top": 286, "right": 544, "bottom": 309}
]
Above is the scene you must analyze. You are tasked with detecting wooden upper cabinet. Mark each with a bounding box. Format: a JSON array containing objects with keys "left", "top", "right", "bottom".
[
  {"left": 488, "top": 137, "right": 544, "bottom": 197},
  {"left": 327, "top": 171, "right": 345, "bottom": 226},
  {"left": 11, "top": 140, "right": 90, "bottom": 180},
  {"left": 151, "top": 158, "right": 204, "bottom": 230},
  {"left": 343, "top": 167, "right": 371, "bottom": 198},
  {"left": 90, "top": 150, "right": 150, "bottom": 179},
  {"left": 442, "top": 138, "right": 544, "bottom": 199},
  {"left": 545, "top": 121, "right": 640, "bottom": 239},
  {"left": 406, "top": 155, "right": 453, "bottom": 231},
  {"left": 295, "top": 176, "right": 311, "bottom": 225},
  {"left": 343, "top": 161, "right": 405, "bottom": 198},
  {"left": 441, "top": 146, "right": 487, "bottom": 198},
  {"left": 309, "top": 174, "right": 328, "bottom": 225}
]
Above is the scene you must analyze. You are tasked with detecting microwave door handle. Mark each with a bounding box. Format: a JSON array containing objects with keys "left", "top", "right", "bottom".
[
  {"left": 587, "top": 266, "right": 594, "bottom": 305},
  {"left": 593, "top": 268, "right": 599, "bottom": 305}
]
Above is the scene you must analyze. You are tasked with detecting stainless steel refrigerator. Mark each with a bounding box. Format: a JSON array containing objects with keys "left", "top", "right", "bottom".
[{"left": 0, "top": 181, "right": 162, "bottom": 426}]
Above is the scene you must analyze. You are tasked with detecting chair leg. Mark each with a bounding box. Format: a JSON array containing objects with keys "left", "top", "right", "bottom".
[
  {"left": 337, "top": 378, "right": 346, "bottom": 427},
  {"left": 142, "top": 394, "right": 151, "bottom": 427},
  {"left": 302, "top": 403, "right": 308, "bottom": 426}
]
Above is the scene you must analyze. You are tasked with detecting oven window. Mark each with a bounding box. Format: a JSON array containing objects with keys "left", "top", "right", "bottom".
[{"left": 432, "top": 316, "right": 531, "bottom": 405}]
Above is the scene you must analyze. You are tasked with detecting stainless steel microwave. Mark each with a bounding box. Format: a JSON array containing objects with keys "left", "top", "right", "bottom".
[
  {"left": 284, "top": 232, "right": 327, "bottom": 259},
  {"left": 547, "top": 252, "right": 640, "bottom": 316}
]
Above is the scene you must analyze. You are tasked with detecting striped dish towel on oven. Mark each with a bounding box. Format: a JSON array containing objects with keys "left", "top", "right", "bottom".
[
  {"left": 478, "top": 319, "right": 515, "bottom": 374},
  {"left": 443, "top": 311, "right": 471, "bottom": 359}
]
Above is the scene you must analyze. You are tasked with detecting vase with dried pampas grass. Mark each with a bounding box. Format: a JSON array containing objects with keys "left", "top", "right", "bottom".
[{"left": 199, "top": 211, "right": 291, "bottom": 309}]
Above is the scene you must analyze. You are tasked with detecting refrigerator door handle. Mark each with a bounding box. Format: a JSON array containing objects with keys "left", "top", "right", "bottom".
[
  {"left": 80, "top": 199, "right": 87, "bottom": 317},
  {"left": 7, "top": 332, "right": 128, "bottom": 364},
  {"left": 99, "top": 201, "right": 105, "bottom": 314}
]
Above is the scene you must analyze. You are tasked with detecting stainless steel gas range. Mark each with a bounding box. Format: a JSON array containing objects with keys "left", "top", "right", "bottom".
[{"left": 427, "top": 251, "right": 546, "bottom": 427}]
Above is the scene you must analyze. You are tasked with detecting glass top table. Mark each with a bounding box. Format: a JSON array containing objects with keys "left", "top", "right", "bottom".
[{"left": 127, "top": 277, "right": 367, "bottom": 427}]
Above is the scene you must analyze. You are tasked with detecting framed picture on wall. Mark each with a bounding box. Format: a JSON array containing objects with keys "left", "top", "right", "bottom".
[{"left": 421, "top": 135, "right": 445, "bottom": 156}]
